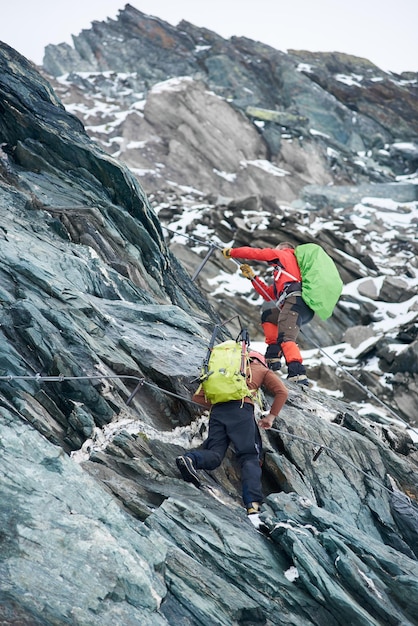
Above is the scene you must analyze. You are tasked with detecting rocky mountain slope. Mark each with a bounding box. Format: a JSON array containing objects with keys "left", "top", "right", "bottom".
[
  {"left": 0, "top": 5, "right": 418, "bottom": 625},
  {"left": 41, "top": 4, "right": 418, "bottom": 424}
]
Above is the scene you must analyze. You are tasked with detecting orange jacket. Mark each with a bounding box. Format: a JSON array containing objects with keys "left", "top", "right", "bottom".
[
  {"left": 230, "top": 246, "right": 301, "bottom": 300},
  {"left": 192, "top": 359, "right": 288, "bottom": 417}
]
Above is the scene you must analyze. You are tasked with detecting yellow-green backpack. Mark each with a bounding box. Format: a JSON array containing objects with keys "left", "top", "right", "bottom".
[{"left": 200, "top": 339, "right": 250, "bottom": 405}]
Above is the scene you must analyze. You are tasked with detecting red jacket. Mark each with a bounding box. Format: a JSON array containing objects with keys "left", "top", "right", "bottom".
[{"left": 230, "top": 246, "right": 301, "bottom": 301}]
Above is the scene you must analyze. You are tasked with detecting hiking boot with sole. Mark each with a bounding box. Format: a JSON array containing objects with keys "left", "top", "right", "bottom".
[
  {"left": 287, "top": 374, "right": 310, "bottom": 386},
  {"left": 176, "top": 455, "right": 201, "bottom": 488},
  {"left": 246, "top": 501, "right": 261, "bottom": 515},
  {"left": 266, "top": 358, "right": 281, "bottom": 371}
]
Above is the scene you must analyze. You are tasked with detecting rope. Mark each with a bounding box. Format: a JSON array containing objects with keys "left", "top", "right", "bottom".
[
  {"left": 298, "top": 329, "right": 418, "bottom": 435},
  {"left": 0, "top": 374, "right": 205, "bottom": 409},
  {"left": 268, "top": 426, "right": 417, "bottom": 505},
  {"left": 162, "top": 225, "right": 224, "bottom": 249},
  {"left": 2, "top": 372, "right": 415, "bottom": 506},
  {"left": 9, "top": 210, "right": 415, "bottom": 483},
  {"left": 3, "top": 222, "right": 413, "bottom": 436}
]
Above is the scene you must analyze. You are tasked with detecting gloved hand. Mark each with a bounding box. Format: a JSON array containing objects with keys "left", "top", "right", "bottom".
[
  {"left": 222, "top": 247, "right": 232, "bottom": 258},
  {"left": 240, "top": 263, "right": 255, "bottom": 280}
]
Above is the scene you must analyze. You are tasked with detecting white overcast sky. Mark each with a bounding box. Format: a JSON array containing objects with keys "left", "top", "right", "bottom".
[{"left": 1, "top": 0, "right": 417, "bottom": 74}]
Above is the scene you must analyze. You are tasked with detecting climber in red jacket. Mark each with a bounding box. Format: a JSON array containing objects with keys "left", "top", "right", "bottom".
[{"left": 223, "top": 242, "right": 314, "bottom": 385}]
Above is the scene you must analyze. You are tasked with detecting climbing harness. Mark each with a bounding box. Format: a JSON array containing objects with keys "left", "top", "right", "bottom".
[{"left": 275, "top": 284, "right": 303, "bottom": 308}]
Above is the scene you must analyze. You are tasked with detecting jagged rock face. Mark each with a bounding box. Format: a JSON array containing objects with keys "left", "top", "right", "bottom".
[
  {"left": 289, "top": 49, "right": 418, "bottom": 144},
  {"left": 43, "top": 6, "right": 418, "bottom": 147},
  {"left": 1, "top": 22, "right": 418, "bottom": 626},
  {"left": 38, "top": 6, "right": 418, "bottom": 425},
  {"left": 43, "top": 5, "right": 418, "bottom": 198},
  {"left": 45, "top": 69, "right": 334, "bottom": 201},
  {"left": 0, "top": 42, "right": 213, "bottom": 445}
]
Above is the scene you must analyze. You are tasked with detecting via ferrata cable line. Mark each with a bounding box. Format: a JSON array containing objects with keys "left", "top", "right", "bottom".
[
  {"left": 0, "top": 373, "right": 205, "bottom": 409},
  {"left": 1, "top": 371, "right": 415, "bottom": 506}
]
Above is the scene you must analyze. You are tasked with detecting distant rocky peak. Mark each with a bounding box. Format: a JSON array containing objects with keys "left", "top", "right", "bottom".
[
  {"left": 43, "top": 4, "right": 201, "bottom": 77},
  {"left": 43, "top": 4, "right": 418, "bottom": 151}
]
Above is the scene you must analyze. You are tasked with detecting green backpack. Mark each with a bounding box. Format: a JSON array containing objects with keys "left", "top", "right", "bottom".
[
  {"left": 294, "top": 243, "right": 343, "bottom": 320},
  {"left": 199, "top": 339, "right": 250, "bottom": 405}
]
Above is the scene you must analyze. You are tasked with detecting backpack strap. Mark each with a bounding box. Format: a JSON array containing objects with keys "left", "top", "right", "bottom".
[
  {"left": 272, "top": 264, "right": 299, "bottom": 283},
  {"left": 201, "top": 323, "right": 221, "bottom": 381},
  {"left": 272, "top": 264, "right": 300, "bottom": 299}
]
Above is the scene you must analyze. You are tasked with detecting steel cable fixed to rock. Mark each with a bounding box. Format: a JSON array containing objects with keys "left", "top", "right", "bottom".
[
  {"left": 267, "top": 426, "right": 414, "bottom": 502},
  {"left": 0, "top": 373, "right": 205, "bottom": 408},
  {"left": 1, "top": 371, "right": 417, "bottom": 507}
]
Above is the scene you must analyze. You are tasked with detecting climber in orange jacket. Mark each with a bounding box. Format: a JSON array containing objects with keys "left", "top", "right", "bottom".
[{"left": 223, "top": 242, "right": 314, "bottom": 385}]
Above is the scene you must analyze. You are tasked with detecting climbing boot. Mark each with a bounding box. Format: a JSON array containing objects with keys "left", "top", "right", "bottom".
[
  {"left": 176, "top": 455, "right": 201, "bottom": 488},
  {"left": 287, "top": 361, "right": 309, "bottom": 385},
  {"left": 266, "top": 358, "right": 282, "bottom": 371},
  {"left": 287, "top": 374, "right": 310, "bottom": 386},
  {"left": 246, "top": 502, "right": 261, "bottom": 515}
]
